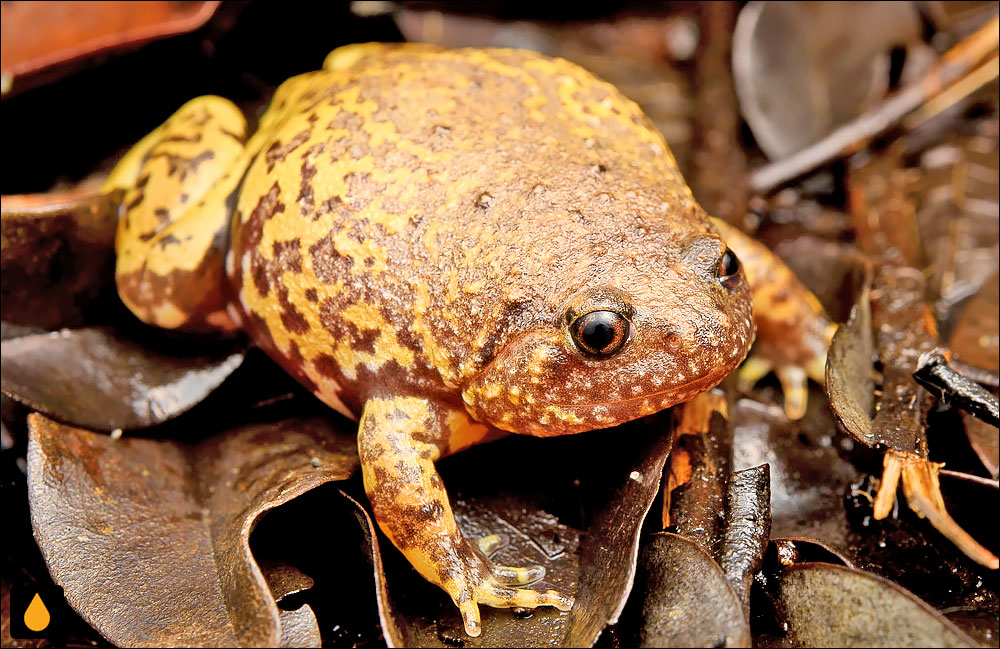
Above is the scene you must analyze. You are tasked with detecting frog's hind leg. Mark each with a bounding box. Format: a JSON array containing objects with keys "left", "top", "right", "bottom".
[
  {"left": 104, "top": 96, "right": 250, "bottom": 332},
  {"left": 712, "top": 218, "right": 837, "bottom": 419},
  {"left": 358, "top": 396, "right": 573, "bottom": 637}
]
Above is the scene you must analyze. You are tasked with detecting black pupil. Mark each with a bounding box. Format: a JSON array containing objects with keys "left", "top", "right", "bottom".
[
  {"left": 581, "top": 316, "right": 616, "bottom": 352},
  {"left": 720, "top": 249, "right": 740, "bottom": 277}
]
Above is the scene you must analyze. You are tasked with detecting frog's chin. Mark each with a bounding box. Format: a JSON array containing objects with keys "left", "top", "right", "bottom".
[{"left": 513, "top": 371, "right": 730, "bottom": 437}]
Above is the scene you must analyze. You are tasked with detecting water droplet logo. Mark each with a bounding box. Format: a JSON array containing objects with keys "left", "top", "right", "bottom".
[{"left": 24, "top": 593, "right": 51, "bottom": 632}]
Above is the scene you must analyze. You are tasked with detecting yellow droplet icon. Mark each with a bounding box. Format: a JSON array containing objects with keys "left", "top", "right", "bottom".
[{"left": 24, "top": 593, "right": 50, "bottom": 632}]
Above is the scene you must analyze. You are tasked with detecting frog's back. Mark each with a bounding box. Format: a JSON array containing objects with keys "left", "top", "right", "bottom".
[{"left": 230, "top": 45, "right": 716, "bottom": 419}]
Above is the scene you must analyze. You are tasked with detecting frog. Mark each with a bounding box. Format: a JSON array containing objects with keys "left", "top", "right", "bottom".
[{"left": 102, "top": 42, "right": 835, "bottom": 637}]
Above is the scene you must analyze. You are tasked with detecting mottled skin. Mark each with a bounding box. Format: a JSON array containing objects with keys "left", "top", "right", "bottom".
[{"left": 103, "top": 43, "right": 832, "bottom": 636}]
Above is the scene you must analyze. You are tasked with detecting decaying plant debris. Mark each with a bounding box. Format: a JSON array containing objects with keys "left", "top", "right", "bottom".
[{"left": 2, "top": 2, "right": 997, "bottom": 647}]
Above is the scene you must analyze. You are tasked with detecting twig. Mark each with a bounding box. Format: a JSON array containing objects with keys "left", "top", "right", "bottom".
[
  {"left": 948, "top": 358, "right": 1000, "bottom": 389},
  {"left": 939, "top": 469, "right": 1000, "bottom": 489},
  {"left": 906, "top": 52, "right": 999, "bottom": 128},
  {"left": 750, "top": 14, "right": 1000, "bottom": 193},
  {"left": 914, "top": 350, "right": 1000, "bottom": 427}
]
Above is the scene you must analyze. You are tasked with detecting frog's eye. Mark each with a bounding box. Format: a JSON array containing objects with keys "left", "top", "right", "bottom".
[
  {"left": 717, "top": 248, "right": 742, "bottom": 290},
  {"left": 570, "top": 310, "right": 630, "bottom": 357}
]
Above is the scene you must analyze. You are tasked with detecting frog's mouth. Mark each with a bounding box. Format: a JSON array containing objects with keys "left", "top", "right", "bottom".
[{"left": 552, "top": 371, "right": 725, "bottom": 411}]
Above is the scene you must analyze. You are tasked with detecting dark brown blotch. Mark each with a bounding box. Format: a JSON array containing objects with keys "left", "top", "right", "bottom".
[{"left": 265, "top": 128, "right": 312, "bottom": 173}]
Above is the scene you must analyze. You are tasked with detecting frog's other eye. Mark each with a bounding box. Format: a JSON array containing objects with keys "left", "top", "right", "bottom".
[
  {"left": 571, "top": 310, "right": 630, "bottom": 357},
  {"left": 717, "top": 248, "right": 742, "bottom": 289}
]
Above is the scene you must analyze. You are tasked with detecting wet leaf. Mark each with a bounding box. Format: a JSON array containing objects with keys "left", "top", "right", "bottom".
[
  {"left": 913, "top": 351, "right": 999, "bottom": 427},
  {"left": 631, "top": 533, "right": 750, "bottom": 648},
  {"left": 0, "top": 188, "right": 120, "bottom": 329},
  {"left": 732, "top": 1, "right": 920, "bottom": 160},
  {"left": 719, "top": 464, "right": 771, "bottom": 611},
  {"left": 950, "top": 272, "right": 1000, "bottom": 375},
  {"left": 664, "top": 389, "right": 731, "bottom": 554},
  {"left": 2, "top": 327, "right": 246, "bottom": 431},
  {"left": 27, "top": 413, "right": 358, "bottom": 647},
  {"left": 825, "top": 272, "right": 877, "bottom": 445},
  {"left": 776, "top": 563, "right": 979, "bottom": 647},
  {"left": 374, "top": 419, "right": 673, "bottom": 647},
  {"left": 914, "top": 130, "right": 999, "bottom": 324}
]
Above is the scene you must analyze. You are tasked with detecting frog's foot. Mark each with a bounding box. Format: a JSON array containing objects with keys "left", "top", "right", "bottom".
[
  {"left": 738, "top": 342, "right": 831, "bottom": 420},
  {"left": 452, "top": 547, "right": 573, "bottom": 637}
]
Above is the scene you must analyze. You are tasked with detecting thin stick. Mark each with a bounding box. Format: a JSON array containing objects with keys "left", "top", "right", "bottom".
[
  {"left": 939, "top": 469, "right": 999, "bottom": 489},
  {"left": 750, "top": 14, "right": 1000, "bottom": 193}
]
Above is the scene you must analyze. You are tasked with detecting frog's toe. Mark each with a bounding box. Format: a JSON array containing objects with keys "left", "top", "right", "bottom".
[
  {"left": 478, "top": 583, "right": 574, "bottom": 612},
  {"left": 477, "top": 533, "right": 508, "bottom": 556},
  {"left": 737, "top": 355, "right": 774, "bottom": 392},
  {"left": 739, "top": 353, "right": 816, "bottom": 420},
  {"left": 776, "top": 365, "right": 809, "bottom": 420},
  {"left": 458, "top": 598, "right": 483, "bottom": 637},
  {"left": 457, "top": 583, "right": 572, "bottom": 636},
  {"left": 492, "top": 563, "right": 546, "bottom": 586}
]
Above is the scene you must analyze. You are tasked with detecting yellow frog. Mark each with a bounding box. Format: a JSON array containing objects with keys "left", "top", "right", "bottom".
[{"left": 103, "top": 43, "right": 834, "bottom": 636}]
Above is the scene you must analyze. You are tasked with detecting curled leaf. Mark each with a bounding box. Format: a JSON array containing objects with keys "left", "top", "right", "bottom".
[
  {"left": 825, "top": 270, "right": 876, "bottom": 445},
  {"left": 718, "top": 464, "right": 771, "bottom": 611},
  {"left": 733, "top": 1, "right": 919, "bottom": 160},
  {"left": 2, "top": 327, "right": 246, "bottom": 431},
  {"left": 27, "top": 413, "right": 357, "bottom": 647},
  {"left": 664, "top": 389, "right": 731, "bottom": 554}
]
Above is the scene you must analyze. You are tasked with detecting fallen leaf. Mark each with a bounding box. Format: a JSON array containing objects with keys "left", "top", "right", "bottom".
[
  {"left": 1, "top": 1, "right": 220, "bottom": 96},
  {"left": 27, "top": 412, "right": 358, "bottom": 647},
  {"left": 776, "top": 563, "right": 979, "bottom": 647},
  {"left": 949, "top": 272, "right": 1000, "bottom": 477},
  {"left": 2, "top": 327, "right": 246, "bottom": 431},
  {"left": 664, "top": 388, "right": 731, "bottom": 554},
  {"left": 732, "top": 1, "right": 920, "bottom": 160},
  {"left": 629, "top": 532, "right": 750, "bottom": 648}
]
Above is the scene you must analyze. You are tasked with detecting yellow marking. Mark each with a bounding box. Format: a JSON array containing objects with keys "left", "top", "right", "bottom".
[
  {"left": 543, "top": 405, "right": 584, "bottom": 425},
  {"left": 522, "top": 91, "right": 549, "bottom": 122},
  {"left": 482, "top": 383, "right": 502, "bottom": 399},
  {"left": 464, "top": 279, "right": 486, "bottom": 294}
]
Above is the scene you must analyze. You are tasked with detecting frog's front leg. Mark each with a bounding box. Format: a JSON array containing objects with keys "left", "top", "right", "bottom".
[{"left": 358, "top": 396, "right": 573, "bottom": 637}]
